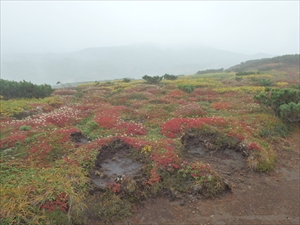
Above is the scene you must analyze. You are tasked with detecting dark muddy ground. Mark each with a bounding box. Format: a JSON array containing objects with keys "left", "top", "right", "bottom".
[
  {"left": 89, "top": 139, "right": 143, "bottom": 189},
  {"left": 70, "top": 132, "right": 90, "bottom": 145},
  {"left": 90, "top": 129, "right": 299, "bottom": 225}
]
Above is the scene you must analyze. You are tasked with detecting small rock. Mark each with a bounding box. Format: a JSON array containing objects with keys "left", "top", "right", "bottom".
[{"left": 192, "top": 211, "right": 195, "bottom": 214}]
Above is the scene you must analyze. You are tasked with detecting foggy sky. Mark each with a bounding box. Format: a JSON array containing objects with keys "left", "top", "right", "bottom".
[{"left": 1, "top": 1, "right": 299, "bottom": 56}]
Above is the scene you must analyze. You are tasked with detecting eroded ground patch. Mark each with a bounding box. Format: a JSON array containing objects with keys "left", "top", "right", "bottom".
[
  {"left": 181, "top": 128, "right": 249, "bottom": 189},
  {"left": 90, "top": 139, "right": 144, "bottom": 189}
]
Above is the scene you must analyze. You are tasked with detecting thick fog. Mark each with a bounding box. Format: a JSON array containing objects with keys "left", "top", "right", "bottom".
[
  {"left": 1, "top": 1, "right": 299, "bottom": 84},
  {"left": 2, "top": 1, "right": 299, "bottom": 55}
]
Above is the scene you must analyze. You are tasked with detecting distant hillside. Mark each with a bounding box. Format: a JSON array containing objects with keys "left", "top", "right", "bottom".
[
  {"left": 228, "top": 54, "right": 299, "bottom": 72},
  {"left": 1, "top": 44, "right": 271, "bottom": 85}
]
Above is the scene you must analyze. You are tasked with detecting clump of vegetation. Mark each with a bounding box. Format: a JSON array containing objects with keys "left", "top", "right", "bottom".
[
  {"left": 123, "top": 78, "right": 131, "bottom": 82},
  {"left": 178, "top": 84, "right": 195, "bottom": 93},
  {"left": 163, "top": 74, "right": 178, "bottom": 80},
  {"left": 0, "top": 79, "right": 54, "bottom": 99},
  {"left": 280, "top": 102, "right": 300, "bottom": 122},
  {"left": 142, "top": 75, "right": 162, "bottom": 84},
  {"left": 254, "top": 88, "right": 300, "bottom": 121},
  {"left": 256, "top": 78, "right": 273, "bottom": 86}
]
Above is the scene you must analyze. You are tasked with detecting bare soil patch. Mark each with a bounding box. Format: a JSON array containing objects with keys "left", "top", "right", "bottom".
[
  {"left": 89, "top": 139, "right": 144, "bottom": 189},
  {"left": 70, "top": 131, "right": 90, "bottom": 145}
]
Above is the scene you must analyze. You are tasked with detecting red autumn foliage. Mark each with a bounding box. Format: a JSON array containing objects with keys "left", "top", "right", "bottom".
[
  {"left": 227, "top": 131, "right": 245, "bottom": 141},
  {"left": 174, "top": 103, "right": 207, "bottom": 117},
  {"left": 210, "top": 102, "right": 232, "bottom": 110},
  {"left": 63, "top": 156, "right": 80, "bottom": 166},
  {"left": 116, "top": 122, "right": 147, "bottom": 136},
  {"left": 40, "top": 192, "right": 68, "bottom": 213},
  {"left": 106, "top": 182, "right": 121, "bottom": 193},
  {"left": 161, "top": 117, "right": 226, "bottom": 138},
  {"left": 147, "top": 168, "right": 161, "bottom": 185},
  {"left": 248, "top": 142, "right": 261, "bottom": 151},
  {"left": 0, "top": 133, "right": 27, "bottom": 149},
  {"left": 94, "top": 116, "right": 119, "bottom": 129}
]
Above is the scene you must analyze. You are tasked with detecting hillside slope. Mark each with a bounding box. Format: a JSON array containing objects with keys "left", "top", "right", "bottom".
[
  {"left": 1, "top": 44, "right": 270, "bottom": 85},
  {"left": 228, "top": 54, "right": 299, "bottom": 72}
]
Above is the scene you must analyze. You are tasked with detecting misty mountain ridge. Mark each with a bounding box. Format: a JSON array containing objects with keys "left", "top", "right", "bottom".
[{"left": 1, "top": 44, "right": 272, "bottom": 85}]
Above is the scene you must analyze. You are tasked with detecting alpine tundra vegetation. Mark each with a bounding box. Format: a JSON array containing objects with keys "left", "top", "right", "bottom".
[{"left": 0, "top": 55, "right": 299, "bottom": 224}]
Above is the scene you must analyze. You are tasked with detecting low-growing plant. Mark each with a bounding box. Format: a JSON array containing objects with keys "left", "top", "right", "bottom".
[
  {"left": 178, "top": 84, "right": 195, "bottom": 93},
  {"left": 247, "top": 142, "right": 276, "bottom": 172},
  {"left": 254, "top": 88, "right": 300, "bottom": 118},
  {"left": 256, "top": 78, "right": 273, "bottom": 86},
  {"left": 123, "top": 78, "right": 131, "bottom": 82},
  {"left": 163, "top": 74, "right": 178, "bottom": 80},
  {"left": 142, "top": 75, "right": 162, "bottom": 85},
  {"left": 19, "top": 125, "right": 31, "bottom": 131},
  {"left": 280, "top": 102, "right": 300, "bottom": 122}
]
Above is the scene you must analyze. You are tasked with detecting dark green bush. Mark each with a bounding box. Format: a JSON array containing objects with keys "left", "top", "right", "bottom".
[
  {"left": 257, "top": 79, "right": 273, "bottom": 86},
  {"left": 0, "top": 79, "right": 54, "bottom": 99},
  {"left": 280, "top": 102, "right": 300, "bottom": 122},
  {"left": 254, "top": 88, "right": 300, "bottom": 121},
  {"left": 142, "top": 75, "right": 162, "bottom": 84},
  {"left": 178, "top": 84, "right": 195, "bottom": 93},
  {"left": 163, "top": 74, "right": 178, "bottom": 80},
  {"left": 123, "top": 78, "right": 131, "bottom": 83}
]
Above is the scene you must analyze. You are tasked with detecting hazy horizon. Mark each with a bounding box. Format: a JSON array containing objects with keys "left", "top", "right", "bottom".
[
  {"left": 1, "top": 1, "right": 299, "bottom": 85},
  {"left": 1, "top": 1, "right": 299, "bottom": 56}
]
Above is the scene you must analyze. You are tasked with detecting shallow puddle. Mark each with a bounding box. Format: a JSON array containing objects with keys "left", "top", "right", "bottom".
[
  {"left": 91, "top": 140, "right": 143, "bottom": 188},
  {"left": 101, "top": 152, "right": 143, "bottom": 176}
]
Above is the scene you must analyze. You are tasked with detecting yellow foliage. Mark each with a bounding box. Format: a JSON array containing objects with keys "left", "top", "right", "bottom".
[
  {"left": 141, "top": 145, "right": 152, "bottom": 154},
  {"left": 164, "top": 77, "right": 222, "bottom": 88},
  {"left": 213, "top": 86, "right": 265, "bottom": 94},
  {"left": 242, "top": 74, "right": 274, "bottom": 79},
  {"left": 276, "top": 82, "right": 288, "bottom": 86},
  {"left": 0, "top": 161, "right": 88, "bottom": 224},
  {"left": 0, "top": 96, "right": 63, "bottom": 118}
]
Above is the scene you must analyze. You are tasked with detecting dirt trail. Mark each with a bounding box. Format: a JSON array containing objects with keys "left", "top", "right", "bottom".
[{"left": 123, "top": 129, "right": 300, "bottom": 225}]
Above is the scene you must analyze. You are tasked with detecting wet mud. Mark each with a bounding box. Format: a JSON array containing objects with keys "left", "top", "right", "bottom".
[
  {"left": 70, "top": 131, "right": 90, "bottom": 145},
  {"left": 181, "top": 131, "right": 249, "bottom": 189},
  {"left": 90, "top": 139, "right": 143, "bottom": 189}
]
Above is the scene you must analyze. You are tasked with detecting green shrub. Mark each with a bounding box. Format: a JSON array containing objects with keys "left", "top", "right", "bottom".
[
  {"left": 19, "top": 125, "right": 31, "bottom": 131},
  {"left": 280, "top": 102, "right": 300, "bottom": 122},
  {"left": 0, "top": 79, "right": 54, "bottom": 99},
  {"left": 123, "top": 78, "right": 131, "bottom": 83},
  {"left": 254, "top": 88, "right": 300, "bottom": 117},
  {"left": 178, "top": 84, "right": 195, "bottom": 93},
  {"left": 142, "top": 75, "right": 162, "bottom": 84},
  {"left": 163, "top": 74, "right": 178, "bottom": 80},
  {"left": 257, "top": 79, "right": 273, "bottom": 86}
]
